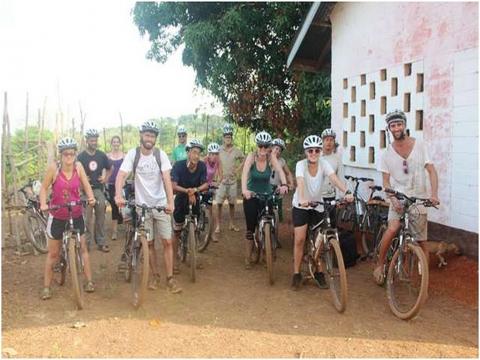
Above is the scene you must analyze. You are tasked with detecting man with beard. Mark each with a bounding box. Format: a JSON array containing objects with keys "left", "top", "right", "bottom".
[
  {"left": 78, "top": 128, "right": 112, "bottom": 252},
  {"left": 171, "top": 139, "right": 209, "bottom": 273},
  {"left": 373, "top": 110, "right": 440, "bottom": 285},
  {"left": 115, "top": 120, "right": 182, "bottom": 293}
]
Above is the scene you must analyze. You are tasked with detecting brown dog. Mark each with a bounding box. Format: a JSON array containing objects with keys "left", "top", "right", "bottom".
[{"left": 423, "top": 241, "right": 461, "bottom": 268}]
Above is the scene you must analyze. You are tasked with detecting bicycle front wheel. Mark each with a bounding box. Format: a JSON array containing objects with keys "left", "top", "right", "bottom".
[
  {"left": 188, "top": 222, "right": 197, "bottom": 283},
  {"left": 387, "top": 243, "right": 429, "bottom": 320},
  {"left": 23, "top": 211, "right": 48, "bottom": 253},
  {"left": 264, "top": 223, "right": 275, "bottom": 285},
  {"left": 197, "top": 206, "right": 211, "bottom": 253},
  {"left": 132, "top": 234, "right": 149, "bottom": 309},
  {"left": 322, "top": 236, "right": 348, "bottom": 313},
  {"left": 68, "top": 234, "right": 84, "bottom": 310}
]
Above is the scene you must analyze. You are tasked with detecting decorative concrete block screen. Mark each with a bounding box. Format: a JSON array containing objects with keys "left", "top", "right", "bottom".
[{"left": 341, "top": 61, "right": 424, "bottom": 169}]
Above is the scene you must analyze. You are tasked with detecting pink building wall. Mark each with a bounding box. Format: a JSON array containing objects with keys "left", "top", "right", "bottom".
[{"left": 330, "top": 2, "right": 478, "bottom": 233}]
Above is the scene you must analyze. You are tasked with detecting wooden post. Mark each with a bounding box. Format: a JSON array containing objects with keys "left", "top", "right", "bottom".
[
  {"left": 103, "top": 127, "right": 107, "bottom": 152},
  {"left": 24, "top": 92, "right": 29, "bottom": 152},
  {"left": 2, "top": 93, "right": 9, "bottom": 244},
  {"left": 119, "top": 112, "right": 124, "bottom": 153}
]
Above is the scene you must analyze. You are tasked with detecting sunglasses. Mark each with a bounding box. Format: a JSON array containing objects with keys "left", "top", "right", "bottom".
[
  {"left": 178, "top": 134, "right": 186, "bottom": 138},
  {"left": 403, "top": 159, "right": 408, "bottom": 174},
  {"left": 307, "top": 148, "right": 321, "bottom": 154},
  {"left": 258, "top": 144, "right": 271, "bottom": 149},
  {"left": 62, "top": 151, "right": 76, "bottom": 157}
]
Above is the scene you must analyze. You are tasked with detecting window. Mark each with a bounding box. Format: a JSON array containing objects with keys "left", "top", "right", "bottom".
[
  {"left": 369, "top": 82, "right": 376, "bottom": 100},
  {"left": 360, "top": 131, "right": 366, "bottom": 147},
  {"left": 343, "top": 103, "right": 348, "bottom": 118},
  {"left": 404, "top": 93, "right": 411, "bottom": 113},
  {"left": 417, "top": 73, "right": 424, "bottom": 93},
  {"left": 361, "top": 74, "right": 366, "bottom": 85},
  {"left": 368, "top": 147, "right": 375, "bottom": 164},
  {"left": 361, "top": 100, "right": 366, "bottom": 117},
  {"left": 380, "top": 130, "right": 386, "bottom": 148},
  {"left": 351, "top": 116, "right": 356, "bottom": 132},
  {"left": 416, "top": 110, "right": 424, "bottom": 130},
  {"left": 343, "top": 78, "right": 348, "bottom": 89},
  {"left": 380, "top": 69, "right": 387, "bottom": 81},
  {"left": 404, "top": 63, "right": 412, "bottom": 76},
  {"left": 343, "top": 131, "right": 348, "bottom": 147},
  {"left": 369, "top": 115, "right": 375, "bottom": 132},
  {"left": 351, "top": 86, "right": 356, "bottom": 103},
  {"left": 381, "top": 96, "right": 387, "bottom": 115},
  {"left": 350, "top": 146, "right": 356, "bottom": 162},
  {"left": 391, "top": 77, "right": 398, "bottom": 96}
]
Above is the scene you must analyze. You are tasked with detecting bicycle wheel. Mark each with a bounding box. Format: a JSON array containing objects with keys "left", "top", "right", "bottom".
[
  {"left": 188, "top": 222, "right": 197, "bottom": 283},
  {"left": 132, "top": 234, "right": 149, "bottom": 309},
  {"left": 386, "top": 242, "right": 429, "bottom": 320},
  {"left": 197, "top": 205, "right": 211, "bottom": 253},
  {"left": 23, "top": 210, "right": 48, "bottom": 253},
  {"left": 251, "top": 229, "right": 261, "bottom": 264},
  {"left": 124, "top": 227, "right": 134, "bottom": 283},
  {"left": 373, "top": 224, "right": 387, "bottom": 264},
  {"left": 54, "top": 256, "right": 67, "bottom": 286},
  {"left": 263, "top": 223, "right": 275, "bottom": 285},
  {"left": 68, "top": 234, "right": 84, "bottom": 310},
  {"left": 273, "top": 209, "right": 280, "bottom": 248},
  {"left": 322, "top": 236, "right": 348, "bottom": 313}
]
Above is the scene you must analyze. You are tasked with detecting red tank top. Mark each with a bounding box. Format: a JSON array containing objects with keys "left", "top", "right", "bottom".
[{"left": 49, "top": 166, "right": 83, "bottom": 220}]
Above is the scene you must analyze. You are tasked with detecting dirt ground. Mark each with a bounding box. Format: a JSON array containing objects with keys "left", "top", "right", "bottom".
[{"left": 2, "top": 205, "right": 478, "bottom": 358}]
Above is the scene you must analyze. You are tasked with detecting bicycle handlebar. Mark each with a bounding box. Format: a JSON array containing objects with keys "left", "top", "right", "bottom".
[
  {"left": 298, "top": 199, "right": 347, "bottom": 208},
  {"left": 345, "top": 175, "right": 374, "bottom": 182},
  {"left": 382, "top": 187, "right": 438, "bottom": 209},
  {"left": 46, "top": 200, "right": 90, "bottom": 211},
  {"left": 126, "top": 199, "right": 166, "bottom": 212}
]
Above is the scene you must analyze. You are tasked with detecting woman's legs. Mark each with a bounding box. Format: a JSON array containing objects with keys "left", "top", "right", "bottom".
[{"left": 43, "top": 238, "right": 61, "bottom": 288}]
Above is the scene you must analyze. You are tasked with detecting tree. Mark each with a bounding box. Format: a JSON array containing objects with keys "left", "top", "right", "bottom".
[{"left": 132, "top": 2, "right": 331, "bottom": 139}]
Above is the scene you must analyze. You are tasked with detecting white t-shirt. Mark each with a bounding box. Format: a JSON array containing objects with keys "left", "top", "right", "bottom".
[
  {"left": 270, "top": 157, "right": 286, "bottom": 186},
  {"left": 321, "top": 152, "right": 344, "bottom": 198},
  {"left": 379, "top": 139, "right": 432, "bottom": 199},
  {"left": 292, "top": 159, "right": 334, "bottom": 212},
  {"left": 120, "top": 148, "right": 172, "bottom": 207}
]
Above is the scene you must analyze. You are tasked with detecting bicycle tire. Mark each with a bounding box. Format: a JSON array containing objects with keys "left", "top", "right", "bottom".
[
  {"left": 132, "top": 234, "right": 149, "bottom": 309},
  {"left": 251, "top": 229, "right": 261, "bottom": 264},
  {"left": 197, "top": 206, "right": 211, "bottom": 253},
  {"left": 264, "top": 223, "right": 275, "bottom": 285},
  {"left": 178, "top": 230, "right": 188, "bottom": 263},
  {"left": 273, "top": 209, "right": 280, "bottom": 248},
  {"left": 386, "top": 243, "right": 429, "bottom": 320},
  {"left": 68, "top": 234, "right": 84, "bottom": 310},
  {"left": 124, "top": 227, "right": 134, "bottom": 283},
  {"left": 373, "top": 224, "right": 387, "bottom": 264},
  {"left": 322, "top": 236, "right": 348, "bottom": 313},
  {"left": 23, "top": 210, "right": 48, "bottom": 253},
  {"left": 55, "top": 256, "right": 67, "bottom": 286},
  {"left": 188, "top": 222, "right": 197, "bottom": 283}
]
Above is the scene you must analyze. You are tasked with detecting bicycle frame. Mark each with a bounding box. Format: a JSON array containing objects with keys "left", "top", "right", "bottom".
[{"left": 254, "top": 192, "right": 278, "bottom": 249}]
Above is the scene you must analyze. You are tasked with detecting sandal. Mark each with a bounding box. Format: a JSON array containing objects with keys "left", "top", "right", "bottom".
[
  {"left": 84, "top": 281, "right": 95, "bottom": 293},
  {"left": 98, "top": 245, "right": 110, "bottom": 253},
  {"left": 373, "top": 266, "right": 385, "bottom": 286},
  {"left": 229, "top": 224, "right": 240, "bottom": 232},
  {"left": 41, "top": 287, "right": 52, "bottom": 300}
]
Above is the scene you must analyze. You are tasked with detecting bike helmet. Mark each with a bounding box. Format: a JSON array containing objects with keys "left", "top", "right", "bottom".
[
  {"left": 255, "top": 131, "right": 272, "bottom": 146},
  {"left": 57, "top": 136, "right": 78, "bottom": 152},
  {"left": 139, "top": 120, "right": 159, "bottom": 135},
  {"left": 385, "top": 109, "right": 407, "bottom": 126},
  {"left": 207, "top": 142, "right": 220, "bottom": 153},
  {"left": 303, "top": 135, "right": 322, "bottom": 149},
  {"left": 186, "top": 139, "right": 204, "bottom": 152},
  {"left": 223, "top": 123, "right": 234, "bottom": 135},
  {"left": 84, "top": 128, "right": 99, "bottom": 138},
  {"left": 321, "top": 128, "right": 336, "bottom": 139},
  {"left": 177, "top": 125, "right": 187, "bottom": 135},
  {"left": 272, "top": 138, "right": 285, "bottom": 150}
]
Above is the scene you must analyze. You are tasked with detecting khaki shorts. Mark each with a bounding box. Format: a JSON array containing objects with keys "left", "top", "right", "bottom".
[
  {"left": 388, "top": 204, "right": 428, "bottom": 241},
  {"left": 216, "top": 182, "right": 237, "bottom": 205},
  {"left": 138, "top": 208, "right": 172, "bottom": 241}
]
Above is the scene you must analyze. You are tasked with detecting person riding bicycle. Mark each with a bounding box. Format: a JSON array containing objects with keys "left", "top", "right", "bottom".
[
  {"left": 320, "top": 128, "right": 345, "bottom": 228},
  {"left": 241, "top": 131, "right": 289, "bottom": 270},
  {"left": 215, "top": 123, "right": 245, "bottom": 235},
  {"left": 373, "top": 110, "right": 439, "bottom": 285},
  {"left": 77, "top": 128, "right": 112, "bottom": 252},
  {"left": 115, "top": 120, "right": 182, "bottom": 293},
  {"left": 39, "top": 137, "right": 96, "bottom": 300},
  {"left": 171, "top": 139, "right": 209, "bottom": 272},
  {"left": 204, "top": 142, "right": 223, "bottom": 242},
  {"left": 291, "top": 135, "right": 353, "bottom": 290},
  {"left": 270, "top": 138, "right": 294, "bottom": 223},
  {"left": 172, "top": 125, "right": 188, "bottom": 162}
]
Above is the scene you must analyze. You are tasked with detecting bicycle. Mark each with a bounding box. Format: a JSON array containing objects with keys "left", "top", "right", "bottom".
[
  {"left": 250, "top": 191, "right": 280, "bottom": 285},
  {"left": 338, "top": 176, "right": 388, "bottom": 258},
  {"left": 373, "top": 187, "right": 437, "bottom": 320},
  {"left": 122, "top": 199, "right": 166, "bottom": 308},
  {"left": 196, "top": 185, "right": 218, "bottom": 253},
  {"left": 18, "top": 180, "right": 48, "bottom": 253},
  {"left": 178, "top": 197, "right": 201, "bottom": 283},
  {"left": 46, "top": 200, "right": 90, "bottom": 309},
  {"left": 300, "top": 200, "right": 348, "bottom": 313}
]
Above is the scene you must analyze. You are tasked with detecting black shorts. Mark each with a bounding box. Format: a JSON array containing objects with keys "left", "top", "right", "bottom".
[
  {"left": 46, "top": 215, "right": 85, "bottom": 240},
  {"left": 292, "top": 207, "right": 324, "bottom": 228}
]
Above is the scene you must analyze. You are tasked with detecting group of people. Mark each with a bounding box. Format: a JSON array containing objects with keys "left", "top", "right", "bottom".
[{"left": 39, "top": 109, "right": 439, "bottom": 301}]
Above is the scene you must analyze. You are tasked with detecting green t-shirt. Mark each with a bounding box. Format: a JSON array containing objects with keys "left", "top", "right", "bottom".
[{"left": 172, "top": 144, "right": 187, "bottom": 162}]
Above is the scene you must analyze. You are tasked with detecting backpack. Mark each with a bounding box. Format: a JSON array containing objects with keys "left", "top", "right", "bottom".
[
  {"left": 338, "top": 230, "right": 359, "bottom": 268},
  {"left": 131, "top": 146, "right": 163, "bottom": 184}
]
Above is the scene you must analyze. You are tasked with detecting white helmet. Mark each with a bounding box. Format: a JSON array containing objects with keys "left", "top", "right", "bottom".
[
  {"left": 177, "top": 125, "right": 187, "bottom": 135},
  {"left": 85, "top": 128, "right": 99, "bottom": 138},
  {"left": 57, "top": 137, "right": 78, "bottom": 152},
  {"left": 255, "top": 131, "right": 272, "bottom": 146},
  {"left": 223, "top": 123, "right": 234, "bottom": 135},
  {"left": 321, "top": 128, "right": 336, "bottom": 139},
  {"left": 272, "top": 138, "right": 285, "bottom": 150},
  {"left": 207, "top": 142, "right": 220, "bottom": 153},
  {"left": 303, "top": 135, "right": 322, "bottom": 149},
  {"left": 139, "top": 120, "right": 159, "bottom": 135},
  {"left": 186, "top": 139, "right": 204, "bottom": 152}
]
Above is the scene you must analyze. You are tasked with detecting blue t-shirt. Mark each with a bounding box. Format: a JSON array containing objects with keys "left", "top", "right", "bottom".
[{"left": 172, "top": 160, "right": 207, "bottom": 204}]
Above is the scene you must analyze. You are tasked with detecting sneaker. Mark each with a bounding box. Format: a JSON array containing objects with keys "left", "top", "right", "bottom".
[
  {"left": 84, "top": 281, "right": 95, "bottom": 293},
  {"left": 313, "top": 272, "right": 329, "bottom": 289},
  {"left": 41, "top": 287, "right": 52, "bottom": 300},
  {"left": 291, "top": 273, "right": 302, "bottom": 291},
  {"left": 166, "top": 277, "right": 182, "bottom": 294}
]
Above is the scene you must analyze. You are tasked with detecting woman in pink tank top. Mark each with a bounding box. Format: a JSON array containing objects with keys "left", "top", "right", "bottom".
[
  {"left": 39, "top": 137, "right": 96, "bottom": 300},
  {"left": 204, "top": 143, "right": 223, "bottom": 242}
]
